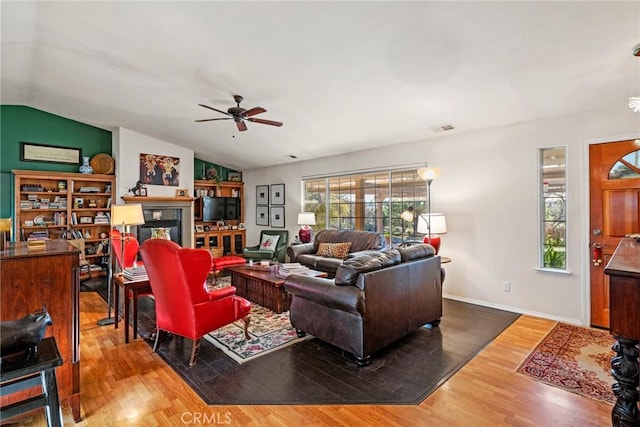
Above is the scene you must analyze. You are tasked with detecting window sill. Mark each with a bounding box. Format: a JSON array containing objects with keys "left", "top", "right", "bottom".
[{"left": 534, "top": 267, "right": 572, "bottom": 276}]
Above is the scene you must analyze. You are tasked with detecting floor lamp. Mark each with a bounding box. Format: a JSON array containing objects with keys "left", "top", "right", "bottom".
[
  {"left": 97, "top": 203, "right": 145, "bottom": 326},
  {"left": 400, "top": 207, "right": 417, "bottom": 243},
  {"left": 417, "top": 167, "right": 441, "bottom": 248}
]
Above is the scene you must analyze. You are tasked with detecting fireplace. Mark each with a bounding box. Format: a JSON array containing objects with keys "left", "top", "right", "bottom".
[
  {"left": 138, "top": 208, "right": 182, "bottom": 246},
  {"left": 122, "top": 197, "right": 194, "bottom": 248}
]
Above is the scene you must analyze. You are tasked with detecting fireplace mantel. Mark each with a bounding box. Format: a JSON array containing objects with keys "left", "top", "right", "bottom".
[
  {"left": 121, "top": 196, "right": 195, "bottom": 203},
  {"left": 121, "top": 196, "right": 194, "bottom": 248}
]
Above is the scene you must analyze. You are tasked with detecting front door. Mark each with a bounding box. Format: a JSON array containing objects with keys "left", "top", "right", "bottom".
[{"left": 589, "top": 139, "right": 640, "bottom": 328}]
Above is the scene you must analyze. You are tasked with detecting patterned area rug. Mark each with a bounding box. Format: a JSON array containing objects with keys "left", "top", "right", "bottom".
[
  {"left": 517, "top": 322, "right": 615, "bottom": 404},
  {"left": 203, "top": 276, "right": 311, "bottom": 364}
]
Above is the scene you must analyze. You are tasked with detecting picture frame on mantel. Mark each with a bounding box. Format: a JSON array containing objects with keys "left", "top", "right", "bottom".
[
  {"left": 271, "top": 183, "right": 285, "bottom": 205},
  {"left": 256, "top": 206, "right": 269, "bottom": 226},
  {"left": 256, "top": 185, "right": 269, "bottom": 205},
  {"left": 270, "top": 206, "right": 285, "bottom": 228}
]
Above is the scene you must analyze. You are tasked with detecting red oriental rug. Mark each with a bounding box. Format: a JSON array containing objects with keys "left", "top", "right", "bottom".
[{"left": 516, "top": 322, "right": 615, "bottom": 404}]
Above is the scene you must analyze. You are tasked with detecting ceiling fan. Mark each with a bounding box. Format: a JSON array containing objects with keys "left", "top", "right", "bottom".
[{"left": 196, "top": 95, "right": 283, "bottom": 132}]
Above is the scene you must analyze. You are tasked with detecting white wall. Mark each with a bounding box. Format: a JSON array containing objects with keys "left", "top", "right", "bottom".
[
  {"left": 242, "top": 107, "right": 639, "bottom": 325},
  {"left": 112, "top": 127, "right": 195, "bottom": 200},
  {"left": 112, "top": 127, "right": 195, "bottom": 244}
]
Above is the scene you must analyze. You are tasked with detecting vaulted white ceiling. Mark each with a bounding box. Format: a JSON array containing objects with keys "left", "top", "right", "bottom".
[{"left": 2, "top": 1, "right": 638, "bottom": 171}]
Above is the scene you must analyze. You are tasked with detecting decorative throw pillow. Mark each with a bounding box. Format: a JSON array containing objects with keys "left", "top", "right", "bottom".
[
  {"left": 151, "top": 227, "right": 171, "bottom": 240},
  {"left": 316, "top": 242, "right": 352, "bottom": 259},
  {"left": 259, "top": 234, "right": 280, "bottom": 252}
]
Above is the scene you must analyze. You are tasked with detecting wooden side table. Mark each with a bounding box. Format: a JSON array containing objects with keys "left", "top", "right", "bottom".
[
  {"left": 113, "top": 274, "right": 152, "bottom": 344},
  {"left": 0, "top": 337, "right": 63, "bottom": 427}
]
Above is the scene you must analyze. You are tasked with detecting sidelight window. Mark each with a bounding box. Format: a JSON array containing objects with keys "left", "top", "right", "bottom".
[{"left": 539, "top": 146, "right": 567, "bottom": 270}]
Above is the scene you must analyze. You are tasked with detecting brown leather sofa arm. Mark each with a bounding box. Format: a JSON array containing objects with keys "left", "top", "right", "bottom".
[
  {"left": 284, "top": 275, "right": 363, "bottom": 315},
  {"left": 287, "top": 242, "right": 315, "bottom": 261}
]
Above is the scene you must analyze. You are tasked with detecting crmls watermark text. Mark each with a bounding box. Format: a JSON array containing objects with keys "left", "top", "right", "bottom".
[{"left": 180, "top": 411, "right": 232, "bottom": 425}]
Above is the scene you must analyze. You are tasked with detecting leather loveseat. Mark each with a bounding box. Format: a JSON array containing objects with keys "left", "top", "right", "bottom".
[
  {"left": 284, "top": 244, "right": 443, "bottom": 366},
  {"left": 287, "top": 229, "right": 386, "bottom": 275}
]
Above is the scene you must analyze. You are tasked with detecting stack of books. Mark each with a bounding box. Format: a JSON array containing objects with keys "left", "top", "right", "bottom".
[
  {"left": 123, "top": 266, "right": 148, "bottom": 281},
  {"left": 276, "top": 263, "right": 310, "bottom": 278},
  {"left": 94, "top": 212, "right": 110, "bottom": 225}
]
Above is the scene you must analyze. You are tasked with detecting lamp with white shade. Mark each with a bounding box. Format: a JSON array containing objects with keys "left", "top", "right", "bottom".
[
  {"left": 417, "top": 213, "right": 447, "bottom": 254},
  {"left": 97, "top": 203, "right": 145, "bottom": 326},
  {"left": 297, "top": 212, "right": 316, "bottom": 243}
]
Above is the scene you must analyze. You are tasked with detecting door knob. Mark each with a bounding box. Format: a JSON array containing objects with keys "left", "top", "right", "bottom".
[{"left": 592, "top": 242, "right": 603, "bottom": 266}]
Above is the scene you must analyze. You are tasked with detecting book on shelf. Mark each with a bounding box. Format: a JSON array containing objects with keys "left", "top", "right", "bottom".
[{"left": 78, "top": 187, "right": 100, "bottom": 193}]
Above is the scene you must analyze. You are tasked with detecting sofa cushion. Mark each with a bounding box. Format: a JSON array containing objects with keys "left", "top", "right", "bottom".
[
  {"left": 396, "top": 244, "right": 435, "bottom": 262},
  {"left": 313, "top": 229, "right": 385, "bottom": 253},
  {"left": 316, "top": 242, "right": 352, "bottom": 259},
  {"left": 259, "top": 234, "right": 280, "bottom": 252},
  {"left": 314, "top": 256, "right": 344, "bottom": 273},
  {"left": 334, "top": 249, "right": 401, "bottom": 287}
]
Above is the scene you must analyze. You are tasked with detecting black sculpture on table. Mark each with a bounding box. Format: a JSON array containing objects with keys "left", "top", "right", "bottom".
[{"left": 0, "top": 304, "right": 53, "bottom": 362}]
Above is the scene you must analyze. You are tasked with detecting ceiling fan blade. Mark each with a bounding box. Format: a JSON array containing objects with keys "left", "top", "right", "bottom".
[
  {"left": 243, "top": 107, "right": 266, "bottom": 117},
  {"left": 247, "top": 117, "right": 283, "bottom": 127},
  {"left": 235, "top": 119, "right": 248, "bottom": 132},
  {"left": 198, "top": 104, "right": 231, "bottom": 116},
  {"left": 195, "top": 117, "right": 232, "bottom": 122}
]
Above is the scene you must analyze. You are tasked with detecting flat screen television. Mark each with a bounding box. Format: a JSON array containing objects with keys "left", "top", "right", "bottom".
[{"left": 203, "top": 197, "right": 241, "bottom": 222}]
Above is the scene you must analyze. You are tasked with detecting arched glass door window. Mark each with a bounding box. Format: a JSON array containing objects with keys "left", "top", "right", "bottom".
[{"left": 609, "top": 150, "right": 640, "bottom": 179}]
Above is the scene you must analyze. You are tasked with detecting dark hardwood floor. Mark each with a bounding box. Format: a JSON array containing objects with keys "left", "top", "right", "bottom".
[{"left": 92, "top": 278, "right": 520, "bottom": 405}]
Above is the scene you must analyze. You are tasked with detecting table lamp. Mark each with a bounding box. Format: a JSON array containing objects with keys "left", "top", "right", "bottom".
[
  {"left": 297, "top": 213, "right": 316, "bottom": 243},
  {"left": 417, "top": 213, "right": 447, "bottom": 254}
]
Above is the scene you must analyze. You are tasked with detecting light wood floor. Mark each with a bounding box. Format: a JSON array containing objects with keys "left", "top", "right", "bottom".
[{"left": 14, "top": 292, "right": 612, "bottom": 427}]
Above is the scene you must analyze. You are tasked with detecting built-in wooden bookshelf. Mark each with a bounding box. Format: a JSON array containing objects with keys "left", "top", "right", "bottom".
[
  {"left": 193, "top": 180, "right": 245, "bottom": 255},
  {"left": 12, "top": 169, "right": 116, "bottom": 277}
]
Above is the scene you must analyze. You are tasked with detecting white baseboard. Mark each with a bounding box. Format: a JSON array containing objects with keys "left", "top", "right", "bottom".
[{"left": 443, "top": 293, "right": 584, "bottom": 326}]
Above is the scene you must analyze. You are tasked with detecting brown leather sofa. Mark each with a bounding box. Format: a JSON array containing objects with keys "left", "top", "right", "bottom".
[
  {"left": 287, "top": 229, "right": 386, "bottom": 275},
  {"left": 284, "top": 244, "right": 443, "bottom": 366}
]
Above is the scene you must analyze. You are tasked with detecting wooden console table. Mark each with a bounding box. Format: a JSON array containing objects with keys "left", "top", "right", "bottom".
[{"left": 604, "top": 237, "right": 640, "bottom": 427}]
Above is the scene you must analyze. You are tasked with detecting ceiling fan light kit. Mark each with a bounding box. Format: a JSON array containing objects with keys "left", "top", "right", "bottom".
[{"left": 196, "top": 95, "right": 283, "bottom": 132}]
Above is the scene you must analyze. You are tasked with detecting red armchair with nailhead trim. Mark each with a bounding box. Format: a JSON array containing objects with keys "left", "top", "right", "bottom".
[{"left": 139, "top": 239, "right": 251, "bottom": 366}]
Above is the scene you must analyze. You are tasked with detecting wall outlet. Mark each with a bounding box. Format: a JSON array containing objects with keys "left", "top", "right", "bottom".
[{"left": 503, "top": 281, "right": 511, "bottom": 292}]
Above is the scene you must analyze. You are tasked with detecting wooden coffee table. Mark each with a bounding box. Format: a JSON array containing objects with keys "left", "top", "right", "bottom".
[{"left": 226, "top": 264, "right": 327, "bottom": 313}]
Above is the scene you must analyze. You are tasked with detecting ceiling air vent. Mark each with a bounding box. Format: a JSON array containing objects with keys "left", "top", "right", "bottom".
[{"left": 429, "top": 124, "right": 456, "bottom": 133}]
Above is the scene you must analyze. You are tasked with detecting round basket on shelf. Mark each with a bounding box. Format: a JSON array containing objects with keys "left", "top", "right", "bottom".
[{"left": 209, "top": 247, "right": 224, "bottom": 258}]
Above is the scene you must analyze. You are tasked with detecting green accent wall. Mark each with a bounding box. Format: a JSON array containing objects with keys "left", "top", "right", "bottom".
[
  {"left": 0, "top": 105, "right": 112, "bottom": 218},
  {"left": 194, "top": 158, "right": 241, "bottom": 182}
]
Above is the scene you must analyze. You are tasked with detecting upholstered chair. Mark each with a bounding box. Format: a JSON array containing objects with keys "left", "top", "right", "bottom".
[
  {"left": 139, "top": 238, "right": 251, "bottom": 366},
  {"left": 243, "top": 230, "right": 289, "bottom": 263},
  {"left": 110, "top": 229, "right": 141, "bottom": 270}
]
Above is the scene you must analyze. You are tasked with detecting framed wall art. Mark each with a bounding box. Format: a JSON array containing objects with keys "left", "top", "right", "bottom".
[
  {"left": 256, "top": 185, "right": 269, "bottom": 205},
  {"left": 271, "top": 183, "right": 285, "bottom": 205},
  {"left": 256, "top": 206, "right": 269, "bottom": 226},
  {"left": 227, "top": 171, "right": 242, "bottom": 182},
  {"left": 20, "top": 142, "right": 82, "bottom": 165},
  {"left": 139, "top": 153, "right": 180, "bottom": 186},
  {"left": 270, "top": 206, "right": 285, "bottom": 228}
]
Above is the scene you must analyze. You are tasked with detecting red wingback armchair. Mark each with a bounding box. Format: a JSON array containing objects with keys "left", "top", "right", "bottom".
[
  {"left": 139, "top": 238, "right": 252, "bottom": 366},
  {"left": 110, "top": 229, "right": 141, "bottom": 269}
]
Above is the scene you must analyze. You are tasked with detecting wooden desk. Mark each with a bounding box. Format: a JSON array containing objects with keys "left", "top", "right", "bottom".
[
  {"left": 113, "top": 274, "right": 152, "bottom": 344},
  {"left": 604, "top": 237, "right": 640, "bottom": 427},
  {"left": 0, "top": 240, "right": 81, "bottom": 422}
]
